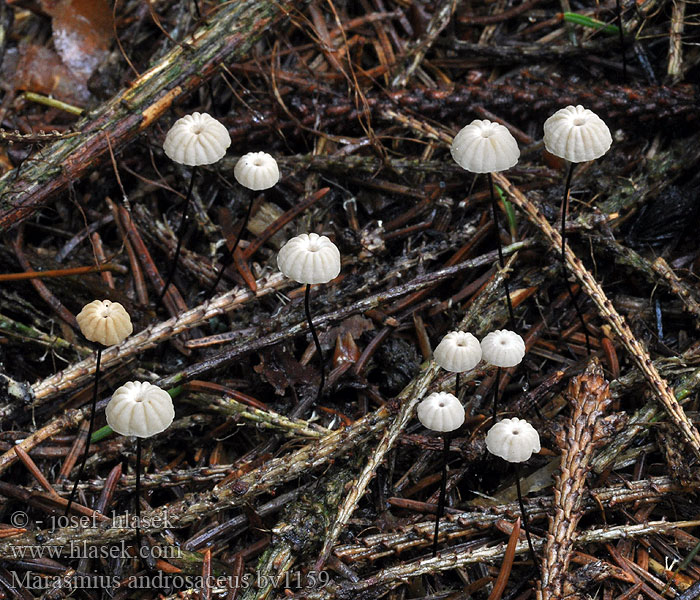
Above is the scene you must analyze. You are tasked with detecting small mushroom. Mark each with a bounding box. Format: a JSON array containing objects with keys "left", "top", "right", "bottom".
[
  {"left": 416, "top": 392, "right": 465, "bottom": 556},
  {"left": 106, "top": 381, "right": 175, "bottom": 547},
  {"left": 209, "top": 151, "right": 281, "bottom": 296},
  {"left": 66, "top": 300, "right": 132, "bottom": 515},
  {"left": 277, "top": 233, "right": 341, "bottom": 402},
  {"left": 433, "top": 330, "right": 481, "bottom": 398},
  {"left": 485, "top": 417, "right": 541, "bottom": 575},
  {"left": 158, "top": 112, "right": 231, "bottom": 307},
  {"left": 543, "top": 105, "right": 612, "bottom": 353},
  {"left": 481, "top": 329, "right": 525, "bottom": 422},
  {"left": 451, "top": 120, "right": 520, "bottom": 327}
]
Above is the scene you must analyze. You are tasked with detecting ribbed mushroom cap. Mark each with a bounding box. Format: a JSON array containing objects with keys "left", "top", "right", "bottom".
[
  {"left": 234, "top": 152, "right": 280, "bottom": 191},
  {"left": 106, "top": 381, "right": 175, "bottom": 438},
  {"left": 163, "top": 112, "right": 231, "bottom": 166},
  {"left": 76, "top": 300, "right": 133, "bottom": 346},
  {"left": 451, "top": 119, "right": 520, "bottom": 174},
  {"left": 277, "top": 233, "right": 341, "bottom": 285},
  {"left": 417, "top": 392, "right": 465, "bottom": 432},
  {"left": 434, "top": 331, "right": 482, "bottom": 373},
  {"left": 480, "top": 330, "right": 526, "bottom": 368},
  {"left": 485, "top": 417, "right": 540, "bottom": 462},
  {"left": 543, "top": 105, "right": 612, "bottom": 163}
]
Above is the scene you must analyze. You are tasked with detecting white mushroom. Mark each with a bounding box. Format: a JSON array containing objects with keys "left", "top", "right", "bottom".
[
  {"left": 485, "top": 417, "right": 540, "bottom": 463},
  {"left": 480, "top": 330, "right": 526, "bottom": 368},
  {"left": 106, "top": 381, "right": 175, "bottom": 438},
  {"left": 234, "top": 151, "right": 280, "bottom": 191},
  {"left": 277, "top": 233, "right": 341, "bottom": 285},
  {"left": 163, "top": 112, "right": 231, "bottom": 166}
]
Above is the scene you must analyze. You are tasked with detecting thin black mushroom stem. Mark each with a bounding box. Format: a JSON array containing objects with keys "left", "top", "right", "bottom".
[
  {"left": 105, "top": 381, "right": 174, "bottom": 562},
  {"left": 488, "top": 172, "right": 516, "bottom": 329},
  {"left": 207, "top": 152, "right": 279, "bottom": 298},
  {"left": 416, "top": 392, "right": 465, "bottom": 557},
  {"left": 159, "top": 112, "right": 231, "bottom": 308},
  {"left": 486, "top": 417, "right": 542, "bottom": 580},
  {"left": 277, "top": 233, "right": 341, "bottom": 404},
  {"left": 157, "top": 166, "right": 197, "bottom": 308},
  {"left": 67, "top": 300, "right": 133, "bottom": 515},
  {"left": 305, "top": 284, "right": 326, "bottom": 402},
  {"left": 543, "top": 106, "right": 613, "bottom": 356},
  {"left": 559, "top": 162, "right": 592, "bottom": 354}
]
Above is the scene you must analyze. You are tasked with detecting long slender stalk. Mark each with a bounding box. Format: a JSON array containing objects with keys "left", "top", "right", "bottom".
[
  {"left": 514, "top": 463, "right": 541, "bottom": 580},
  {"left": 208, "top": 194, "right": 255, "bottom": 296},
  {"left": 455, "top": 372, "right": 461, "bottom": 401},
  {"left": 432, "top": 435, "right": 451, "bottom": 556},
  {"left": 157, "top": 166, "right": 198, "bottom": 308},
  {"left": 488, "top": 173, "right": 515, "bottom": 329},
  {"left": 135, "top": 437, "right": 143, "bottom": 549},
  {"left": 560, "top": 163, "right": 592, "bottom": 354},
  {"left": 492, "top": 366, "right": 501, "bottom": 423},
  {"left": 65, "top": 347, "right": 102, "bottom": 516},
  {"left": 304, "top": 284, "right": 325, "bottom": 403},
  {"left": 615, "top": 0, "right": 627, "bottom": 81}
]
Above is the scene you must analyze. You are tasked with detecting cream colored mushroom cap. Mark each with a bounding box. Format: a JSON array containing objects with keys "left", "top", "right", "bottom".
[
  {"left": 163, "top": 112, "right": 231, "bottom": 166},
  {"left": 417, "top": 392, "right": 465, "bottom": 432},
  {"left": 277, "top": 233, "right": 341, "bottom": 284},
  {"left": 485, "top": 417, "right": 540, "bottom": 462},
  {"left": 480, "top": 330, "right": 526, "bottom": 368},
  {"left": 76, "top": 300, "right": 133, "bottom": 346},
  {"left": 106, "top": 381, "right": 175, "bottom": 438},
  {"left": 434, "top": 331, "right": 482, "bottom": 373},
  {"left": 234, "top": 152, "right": 280, "bottom": 190},
  {"left": 450, "top": 119, "right": 520, "bottom": 173},
  {"left": 543, "top": 105, "right": 612, "bottom": 163}
]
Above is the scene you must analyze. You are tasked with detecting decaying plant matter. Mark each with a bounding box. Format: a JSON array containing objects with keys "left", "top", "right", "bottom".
[{"left": 0, "top": 0, "right": 699, "bottom": 598}]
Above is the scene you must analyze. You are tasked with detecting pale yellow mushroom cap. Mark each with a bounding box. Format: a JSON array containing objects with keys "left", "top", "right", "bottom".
[
  {"left": 434, "top": 331, "right": 482, "bottom": 373},
  {"left": 106, "top": 381, "right": 175, "bottom": 438},
  {"left": 234, "top": 152, "right": 280, "bottom": 190},
  {"left": 417, "top": 392, "right": 465, "bottom": 432},
  {"left": 76, "top": 300, "right": 133, "bottom": 346},
  {"left": 277, "top": 233, "right": 341, "bottom": 285},
  {"left": 480, "top": 330, "right": 526, "bottom": 368},
  {"left": 543, "top": 105, "right": 612, "bottom": 163},
  {"left": 451, "top": 119, "right": 520, "bottom": 173},
  {"left": 163, "top": 112, "right": 231, "bottom": 166},
  {"left": 485, "top": 417, "right": 540, "bottom": 462}
]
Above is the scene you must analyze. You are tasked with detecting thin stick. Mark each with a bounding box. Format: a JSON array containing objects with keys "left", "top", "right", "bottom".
[
  {"left": 157, "top": 166, "right": 197, "bottom": 307},
  {"left": 432, "top": 435, "right": 450, "bottom": 557},
  {"left": 135, "top": 437, "right": 143, "bottom": 550},
  {"left": 65, "top": 348, "right": 102, "bottom": 516},
  {"left": 492, "top": 366, "right": 501, "bottom": 423},
  {"left": 488, "top": 173, "right": 515, "bottom": 329},
  {"left": 455, "top": 372, "right": 461, "bottom": 400},
  {"left": 208, "top": 194, "right": 255, "bottom": 296},
  {"left": 560, "top": 163, "right": 591, "bottom": 354},
  {"left": 615, "top": 0, "right": 627, "bottom": 81},
  {"left": 305, "top": 284, "right": 325, "bottom": 403},
  {"left": 514, "top": 463, "right": 541, "bottom": 580}
]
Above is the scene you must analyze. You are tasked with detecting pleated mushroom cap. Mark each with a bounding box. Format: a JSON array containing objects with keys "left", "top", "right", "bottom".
[
  {"left": 277, "top": 233, "right": 341, "bottom": 285},
  {"left": 234, "top": 152, "right": 280, "bottom": 191},
  {"left": 163, "top": 112, "right": 231, "bottom": 166},
  {"left": 485, "top": 417, "right": 540, "bottom": 462},
  {"left": 543, "top": 105, "right": 612, "bottom": 163},
  {"left": 480, "top": 330, "right": 526, "bottom": 368},
  {"left": 76, "top": 300, "right": 133, "bottom": 346},
  {"left": 434, "top": 331, "right": 482, "bottom": 373},
  {"left": 417, "top": 392, "right": 465, "bottom": 433},
  {"left": 106, "top": 381, "right": 175, "bottom": 438},
  {"left": 451, "top": 119, "right": 520, "bottom": 174}
]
